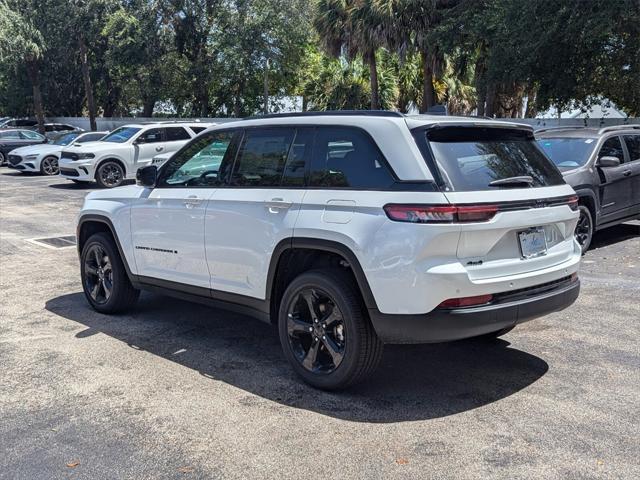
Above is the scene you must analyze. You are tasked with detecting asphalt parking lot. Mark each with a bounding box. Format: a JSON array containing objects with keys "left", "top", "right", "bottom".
[{"left": 0, "top": 169, "right": 638, "bottom": 480}]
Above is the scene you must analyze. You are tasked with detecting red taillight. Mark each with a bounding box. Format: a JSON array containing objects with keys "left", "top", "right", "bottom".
[
  {"left": 567, "top": 195, "right": 579, "bottom": 211},
  {"left": 437, "top": 294, "right": 494, "bottom": 309},
  {"left": 384, "top": 204, "right": 498, "bottom": 223}
]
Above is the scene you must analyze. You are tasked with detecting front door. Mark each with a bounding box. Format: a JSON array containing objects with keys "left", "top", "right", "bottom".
[
  {"left": 205, "top": 127, "right": 312, "bottom": 299},
  {"left": 133, "top": 128, "right": 166, "bottom": 171},
  {"left": 597, "top": 135, "right": 634, "bottom": 222},
  {"left": 130, "top": 130, "right": 237, "bottom": 288}
]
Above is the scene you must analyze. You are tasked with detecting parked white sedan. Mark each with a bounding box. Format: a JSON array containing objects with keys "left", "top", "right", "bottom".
[{"left": 7, "top": 131, "right": 107, "bottom": 175}]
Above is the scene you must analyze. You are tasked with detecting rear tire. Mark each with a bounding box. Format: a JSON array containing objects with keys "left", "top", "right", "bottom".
[
  {"left": 81, "top": 232, "right": 139, "bottom": 313},
  {"left": 575, "top": 205, "right": 593, "bottom": 253},
  {"left": 0, "top": 152, "right": 6, "bottom": 166},
  {"left": 278, "top": 269, "right": 383, "bottom": 390}
]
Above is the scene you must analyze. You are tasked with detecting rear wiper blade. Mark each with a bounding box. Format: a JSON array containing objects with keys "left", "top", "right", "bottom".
[{"left": 488, "top": 176, "right": 534, "bottom": 187}]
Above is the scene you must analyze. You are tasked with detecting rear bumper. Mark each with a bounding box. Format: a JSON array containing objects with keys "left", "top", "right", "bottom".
[{"left": 369, "top": 278, "right": 580, "bottom": 344}]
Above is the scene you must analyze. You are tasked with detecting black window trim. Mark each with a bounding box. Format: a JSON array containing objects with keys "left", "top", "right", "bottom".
[{"left": 153, "top": 123, "right": 438, "bottom": 191}]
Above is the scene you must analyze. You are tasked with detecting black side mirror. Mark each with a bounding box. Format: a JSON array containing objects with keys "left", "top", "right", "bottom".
[
  {"left": 136, "top": 165, "right": 157, "bottom": 188},
  {"left": 597, "top": 156, "right": 620, "bottom": 167}
]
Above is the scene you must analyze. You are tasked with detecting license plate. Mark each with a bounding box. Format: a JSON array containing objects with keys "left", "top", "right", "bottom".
[{"left": 518, "top": 228, "right": 547, "bottom": 259}]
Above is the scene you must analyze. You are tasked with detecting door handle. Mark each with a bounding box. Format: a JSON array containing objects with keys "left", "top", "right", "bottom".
[
  {"left": 183, "top": 195, "right": 202, "bottom": 209},
  {"left": 155, "top": 146, "right": 164, "bottom": 152},
  {"left": 265, "top": 198, "right": 292, "bottom": 212},
  {"left": 623, "top": 169, "right": 632, "bottom": 176}
]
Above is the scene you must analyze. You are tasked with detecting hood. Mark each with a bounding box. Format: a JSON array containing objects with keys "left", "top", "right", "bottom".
[
  {"left": 64, "top": 141, "right": 126, "bottom": 153},
  {"left": 9, "top": 144, "right": 61, "bottom": 156},
  {"left": 84, "top": 184, "right": 144, "bottom": 202}
]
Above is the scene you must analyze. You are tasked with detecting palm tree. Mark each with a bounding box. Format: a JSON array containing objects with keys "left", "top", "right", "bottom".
[{"left": 314, "top": 0, "right": 389, "bottom": 110}]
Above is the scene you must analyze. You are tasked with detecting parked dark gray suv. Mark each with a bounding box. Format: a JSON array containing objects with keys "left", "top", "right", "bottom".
[{"left": 536, "top": 125, "right": 640, "bottom": 252}]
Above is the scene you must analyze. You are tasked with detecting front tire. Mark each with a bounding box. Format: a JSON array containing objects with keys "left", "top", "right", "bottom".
[
  {"left": 40, "top": 155, "right": 59, "bottom": 175},
  {"left": 81, "top": 232, "right": 139, "bottom": 313},
  {"left": 278, "top": 269, "right": 383, "bottom": 390},
  {"left": 96, "top": 161, "right": 125, "bottom": 188},
  {"left": 0, "top": 152, "right": 6, "bottom": 166},
  {"left": 575, "top": 205, "right": 593, "bottom": 253}
]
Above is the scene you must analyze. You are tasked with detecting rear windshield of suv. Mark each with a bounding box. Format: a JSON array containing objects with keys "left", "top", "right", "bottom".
[
  {"left": 537, "top": 137, "right": 597, "bottom": 170},
  {"left": 422, "top": 127, "right": 564, "bottom": 191}
]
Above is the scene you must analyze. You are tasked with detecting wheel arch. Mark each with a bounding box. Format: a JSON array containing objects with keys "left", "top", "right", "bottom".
[
  {"left": 95, "top": 157, "right": 127, "bottom": 179},
  {"left": 266, "top": 238, "right": 378, "bottom": 324},
  {"left": 573, "top": 187, "right": 598, "bottom": 225},
  {"left": 77, "top": 214, "right": 135, "bottom": 280}
]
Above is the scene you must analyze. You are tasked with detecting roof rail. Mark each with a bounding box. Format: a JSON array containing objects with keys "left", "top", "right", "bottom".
[
  {"left": 534, "top": 126, "right": 586, "bottom": 134},
  {"left": 597, "top": 124, "right": 640, "bottom": 134},
  {"left": 245, "top": 110, "right": 405, "bottom": 120}
]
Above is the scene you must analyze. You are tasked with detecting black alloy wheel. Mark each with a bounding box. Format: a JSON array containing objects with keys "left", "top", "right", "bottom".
[
  {"left": 575, "top": 205, "right": 593, "bottom": 253},
  {"left": 286, "top": 287, "right": 347, "bottom": 374},
  {"left": 278, "top": 269, "right": 383, "bottom": 390},
  {"left": 97, "top": 162, "right": 124, "bottom": 188},
  {"left": 81, "top": 232, "right": 139, "bottom": 313},
  {"left": 83, "top": 243, "right": 114, "bottom": 305}
]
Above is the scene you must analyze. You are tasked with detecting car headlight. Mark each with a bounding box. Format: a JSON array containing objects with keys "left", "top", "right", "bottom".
[{"left": 77, "top": 153, "right": 95, "bottom": 159}]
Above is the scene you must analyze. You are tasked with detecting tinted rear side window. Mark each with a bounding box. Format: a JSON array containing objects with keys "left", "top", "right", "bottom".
[
  {"left": 230, "top": 128, "right": 295, "bottom": 187},
  {"left": 425, "top": 127, "right": 564, "bottom": 191},
  {"left": 165, "top": 127, "right": 191, "bottom": 141},
  {"left": 310, "top": 127, "right": 395, "bottom": 189}
]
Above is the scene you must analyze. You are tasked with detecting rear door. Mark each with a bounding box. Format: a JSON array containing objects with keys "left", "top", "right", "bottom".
[
  {"left": 205, "top": 127, "right": 310, "bottom": 299},
  {"left": 416, "top": 125, "right": 579, "bottom": 280},
  {"left": 164, "top": 126, "right": 193, "bottom": 154},
  {"left": 596, "top": 135, "right": 634, "bottom": 222},
  {"left": 621, "top": 134, "right": 640, "bottom": 213}
]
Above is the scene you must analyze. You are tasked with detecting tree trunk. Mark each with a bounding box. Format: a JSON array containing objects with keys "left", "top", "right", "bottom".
[
  {"left": 79, "top": 35, "right": 97, "bottom": 131},
  {"left": 420, "top": 50, "right": 436, "bottom": 113},
  {"left": 366, "top": 50, "right": 379, "bottom": 110},
  {"left": 142, "top": 98, "right": 156, "bottom": 117},
  {"left": 263, "top": 59, "right": 269, "bottom": 114},
  {"left": 525, "top": 84, "right": 538, "bottom": 118},
  {"left": 26, "top": 61, "right": 45, "bottom": 133},
  {"left": 485, "top": 82, "right": 497, "bottom": 117}
]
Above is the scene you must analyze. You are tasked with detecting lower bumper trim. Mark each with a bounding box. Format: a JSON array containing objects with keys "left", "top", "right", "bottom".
[{"left": 369, "top": 279, "right": 580, "bottom": 344}]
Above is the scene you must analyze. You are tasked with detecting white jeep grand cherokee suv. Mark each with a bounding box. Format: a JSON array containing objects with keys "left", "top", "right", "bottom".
[
  {"left": 76, "top": 112, "right": 581, "bottom": 389},
  {"left": 59, "top": 122, "right": 212, "bottom": 188}
]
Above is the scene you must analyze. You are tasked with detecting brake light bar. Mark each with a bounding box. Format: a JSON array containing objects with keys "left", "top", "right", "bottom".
[{"left": 384, "top": 204, "right": 498, "bottom": 223}]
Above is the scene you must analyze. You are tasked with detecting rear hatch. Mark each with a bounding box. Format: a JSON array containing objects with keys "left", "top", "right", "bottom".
[{"left": 413, "top": 123, "right": 579, "bottom": 280}]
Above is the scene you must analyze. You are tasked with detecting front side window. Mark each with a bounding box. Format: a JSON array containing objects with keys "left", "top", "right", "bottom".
[
  {"left": 310, "top": 127, "right": 395, "bottom": 188},
  {"left": 537, "top": 137, "right": 597, "bottom": 170},
  {"left": 20, "top": 130, "right": 44, "bottom": 140},
  {"left": 425, "top": 127, "right": 564, "bottom": 191},
  {"left": 137, "top": 128, "right": 163, "bottom": 143},
  {"left": 158, "top": 130, "right": 237, "bottom": 187},
  {"left": 102, "top": 127, "right": 141, "bottom": 143},
  {"left": 623, "top": 135, "right": 640, "bottom": 162},
  {"left": 230, "top": 128, "right": 295, "bottom": 187},
  {"left": 598, "top": 136, "right": 625, "bottom": 162},
  {"left": 165, "top": 127, "right": 191, "bottom": 142},
  {"left": 54, "top": 133, "right": 80, "bottom": 145}
]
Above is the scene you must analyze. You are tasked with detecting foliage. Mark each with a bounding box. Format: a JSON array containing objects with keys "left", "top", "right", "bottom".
[{"left": 0, "top": 0, "right": 638, "bottom": 119}]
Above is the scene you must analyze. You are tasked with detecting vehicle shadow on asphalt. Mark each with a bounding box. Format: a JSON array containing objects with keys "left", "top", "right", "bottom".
[
  {"left": 46, "top": 292, "right": 549, "bottom": 423},
  {"left": 47, "top": 182, "right": 101, "bottom": 190},
  {"left": 589, "top": 222, "right": 640, "bottom": 251}
]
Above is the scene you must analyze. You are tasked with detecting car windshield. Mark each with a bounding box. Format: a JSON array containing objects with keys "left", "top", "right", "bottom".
[
  {"left": 536, "top": 137, "right": 597, "bottom": 170},
  {"left": 54, "top": 133, "right": 80, "bottom": 145},
  {"left": 102, "top": 127, "right": 141, "bottom": 143},
  {"left": 423, "top": 127, "right": 564, "bottom": 191}
]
